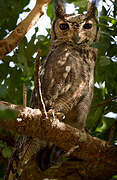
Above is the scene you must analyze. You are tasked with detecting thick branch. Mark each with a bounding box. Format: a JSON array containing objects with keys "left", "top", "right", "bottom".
[
  {"left": 0, "top": 100, "right": 117, "bottom": 179},
  {"left": 0, "top": 0, "right": 51, "bottom": 59}
]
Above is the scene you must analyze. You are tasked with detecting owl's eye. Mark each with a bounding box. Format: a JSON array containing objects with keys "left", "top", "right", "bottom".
[
  {"left": 83, "top": 23, "right": 92, "bottom": 29},
  {"left": 59, "top": 23, "right": 69, "bottom": 30}
]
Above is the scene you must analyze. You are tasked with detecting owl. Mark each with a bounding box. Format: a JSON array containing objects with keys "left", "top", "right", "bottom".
[{"left": 5, "top": 0, "right": 99, "bottom": 179}]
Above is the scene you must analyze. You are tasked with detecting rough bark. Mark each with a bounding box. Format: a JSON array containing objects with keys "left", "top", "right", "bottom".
[
  {"left": 0, "top": 0, "right": 51, "bottom": 59},
  {"left": 0, "top": 100, "right": 117, "bottom": 179}
]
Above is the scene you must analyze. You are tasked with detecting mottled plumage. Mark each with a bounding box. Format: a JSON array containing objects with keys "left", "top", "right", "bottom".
[{"left": 5, "top": 1, "right": 99, "bottom": 179}]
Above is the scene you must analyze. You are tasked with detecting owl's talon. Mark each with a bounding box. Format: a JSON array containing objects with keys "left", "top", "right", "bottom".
[
  {"left": 56, "top": 112, "right": 65, "bottom": 121},
  {"left": 48, "top": 110, "right": 65, "bottom": 121},
  {"left": 48, "top": 109, "right": 56, "bottom": 120}
]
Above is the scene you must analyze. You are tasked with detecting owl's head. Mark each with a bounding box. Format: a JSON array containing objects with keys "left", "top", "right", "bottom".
[{"left": 51, "top": 0, "right": 99, "bottom": 46}]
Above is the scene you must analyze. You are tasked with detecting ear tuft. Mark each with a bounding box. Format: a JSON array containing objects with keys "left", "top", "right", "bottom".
[
  {"left": 54, "top": 0, "right": 65, "bottom": 18},
  {"left": 87, "top": 0, "right": 102, "bottom": 18},
  {"left": 87, "top": 1, "right": 97, "bottom": 18}
]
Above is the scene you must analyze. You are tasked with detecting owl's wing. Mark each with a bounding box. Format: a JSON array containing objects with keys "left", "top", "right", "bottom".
[{"left": 40, "top": 44, "right": 92, "bottom": 114}]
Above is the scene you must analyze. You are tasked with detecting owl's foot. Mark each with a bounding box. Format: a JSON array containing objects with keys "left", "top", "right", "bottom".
[{"left": 48, "top": 109, "right": 65, "bottom": 121}]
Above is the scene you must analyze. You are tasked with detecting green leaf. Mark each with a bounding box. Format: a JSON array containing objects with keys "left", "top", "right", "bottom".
[
  {"left": 47, "top": 1, "right": 54, "bottom": 21},
  {"left": 0, "top": 141, "right": 5, "bottom": 148},
  {"left": 99, "top": 56, "right": 111, "bottom": 66},
  {"left": 99, "top": 16, "right": 117, "bottom": 24},
  {"left": 111, "top": 175, "right": 117, "bottom": 180},
  {"left": 0, "top": 0, "right": 29, "bottom": 39},
  {"left": 86, "top": 106, "right": 104, "bottom": 132},
  {"left": 2, "top": 146, "right": 12, "bottom": 158},
  {"left": 0, "top": 105, "right": 18, "bottom": 120},
  {"left": 0, "top": 85, "right": 7, "bottom": 98},
  {"left": 96, "top": 117, "right": 114, "bottom": 133}
]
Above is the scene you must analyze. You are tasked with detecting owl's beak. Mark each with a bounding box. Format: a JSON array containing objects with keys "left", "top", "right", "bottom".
[
  {"left": 72, "top": 32, "right": 80, "bottom": 44},
  {"left": 72, "top": 31, "right": 89, "bottom": 45}
]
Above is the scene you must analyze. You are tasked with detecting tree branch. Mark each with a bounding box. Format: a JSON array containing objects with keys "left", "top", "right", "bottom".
[
  {"left": 0, "top": 0, "right": 51, "bottom": 59},
  {"left": 0, "top": 100, "right": 106, "bottom": 156},
  {"left": 92, "top": 96, "right": 117, "bottom": 109},
  {"left": 0, "top": 100, "right": 117, "bottom": 180}
]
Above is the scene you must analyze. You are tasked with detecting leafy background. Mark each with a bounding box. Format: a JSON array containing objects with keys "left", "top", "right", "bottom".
[{"left": 0, "top": 0, "right": 117, "bottom": 179}]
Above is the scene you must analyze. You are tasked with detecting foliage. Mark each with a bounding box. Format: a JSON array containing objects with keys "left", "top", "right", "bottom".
[{"left": 0, "top": 0, "right": 117, "bottom": 179}]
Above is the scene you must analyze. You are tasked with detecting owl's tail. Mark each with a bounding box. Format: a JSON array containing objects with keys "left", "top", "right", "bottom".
[{"left": 5, "top": 137, "right": 64, "bottom": 180}]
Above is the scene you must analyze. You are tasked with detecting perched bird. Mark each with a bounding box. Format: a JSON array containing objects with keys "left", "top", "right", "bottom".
[{"left": 5, "top": 0, "right": 99, "bottom": 179}]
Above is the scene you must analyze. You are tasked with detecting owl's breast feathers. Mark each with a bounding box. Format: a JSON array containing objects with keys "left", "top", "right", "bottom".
[{"left": 40, "top": 43, "right": 96, "bottom": 116}]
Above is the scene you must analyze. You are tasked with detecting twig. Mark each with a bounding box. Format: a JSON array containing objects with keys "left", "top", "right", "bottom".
[
  {"left": 91, "top": 96, "right": 117, "bottom": 109},
  {"left": 23, "top": 83, "right": 27, "bottom": 108},
  {"left": 64, "top": 145, "right": 79, "bottom": 159},
  {"left": 34, "top": 49, "right": 47, "bottom": 118}
]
